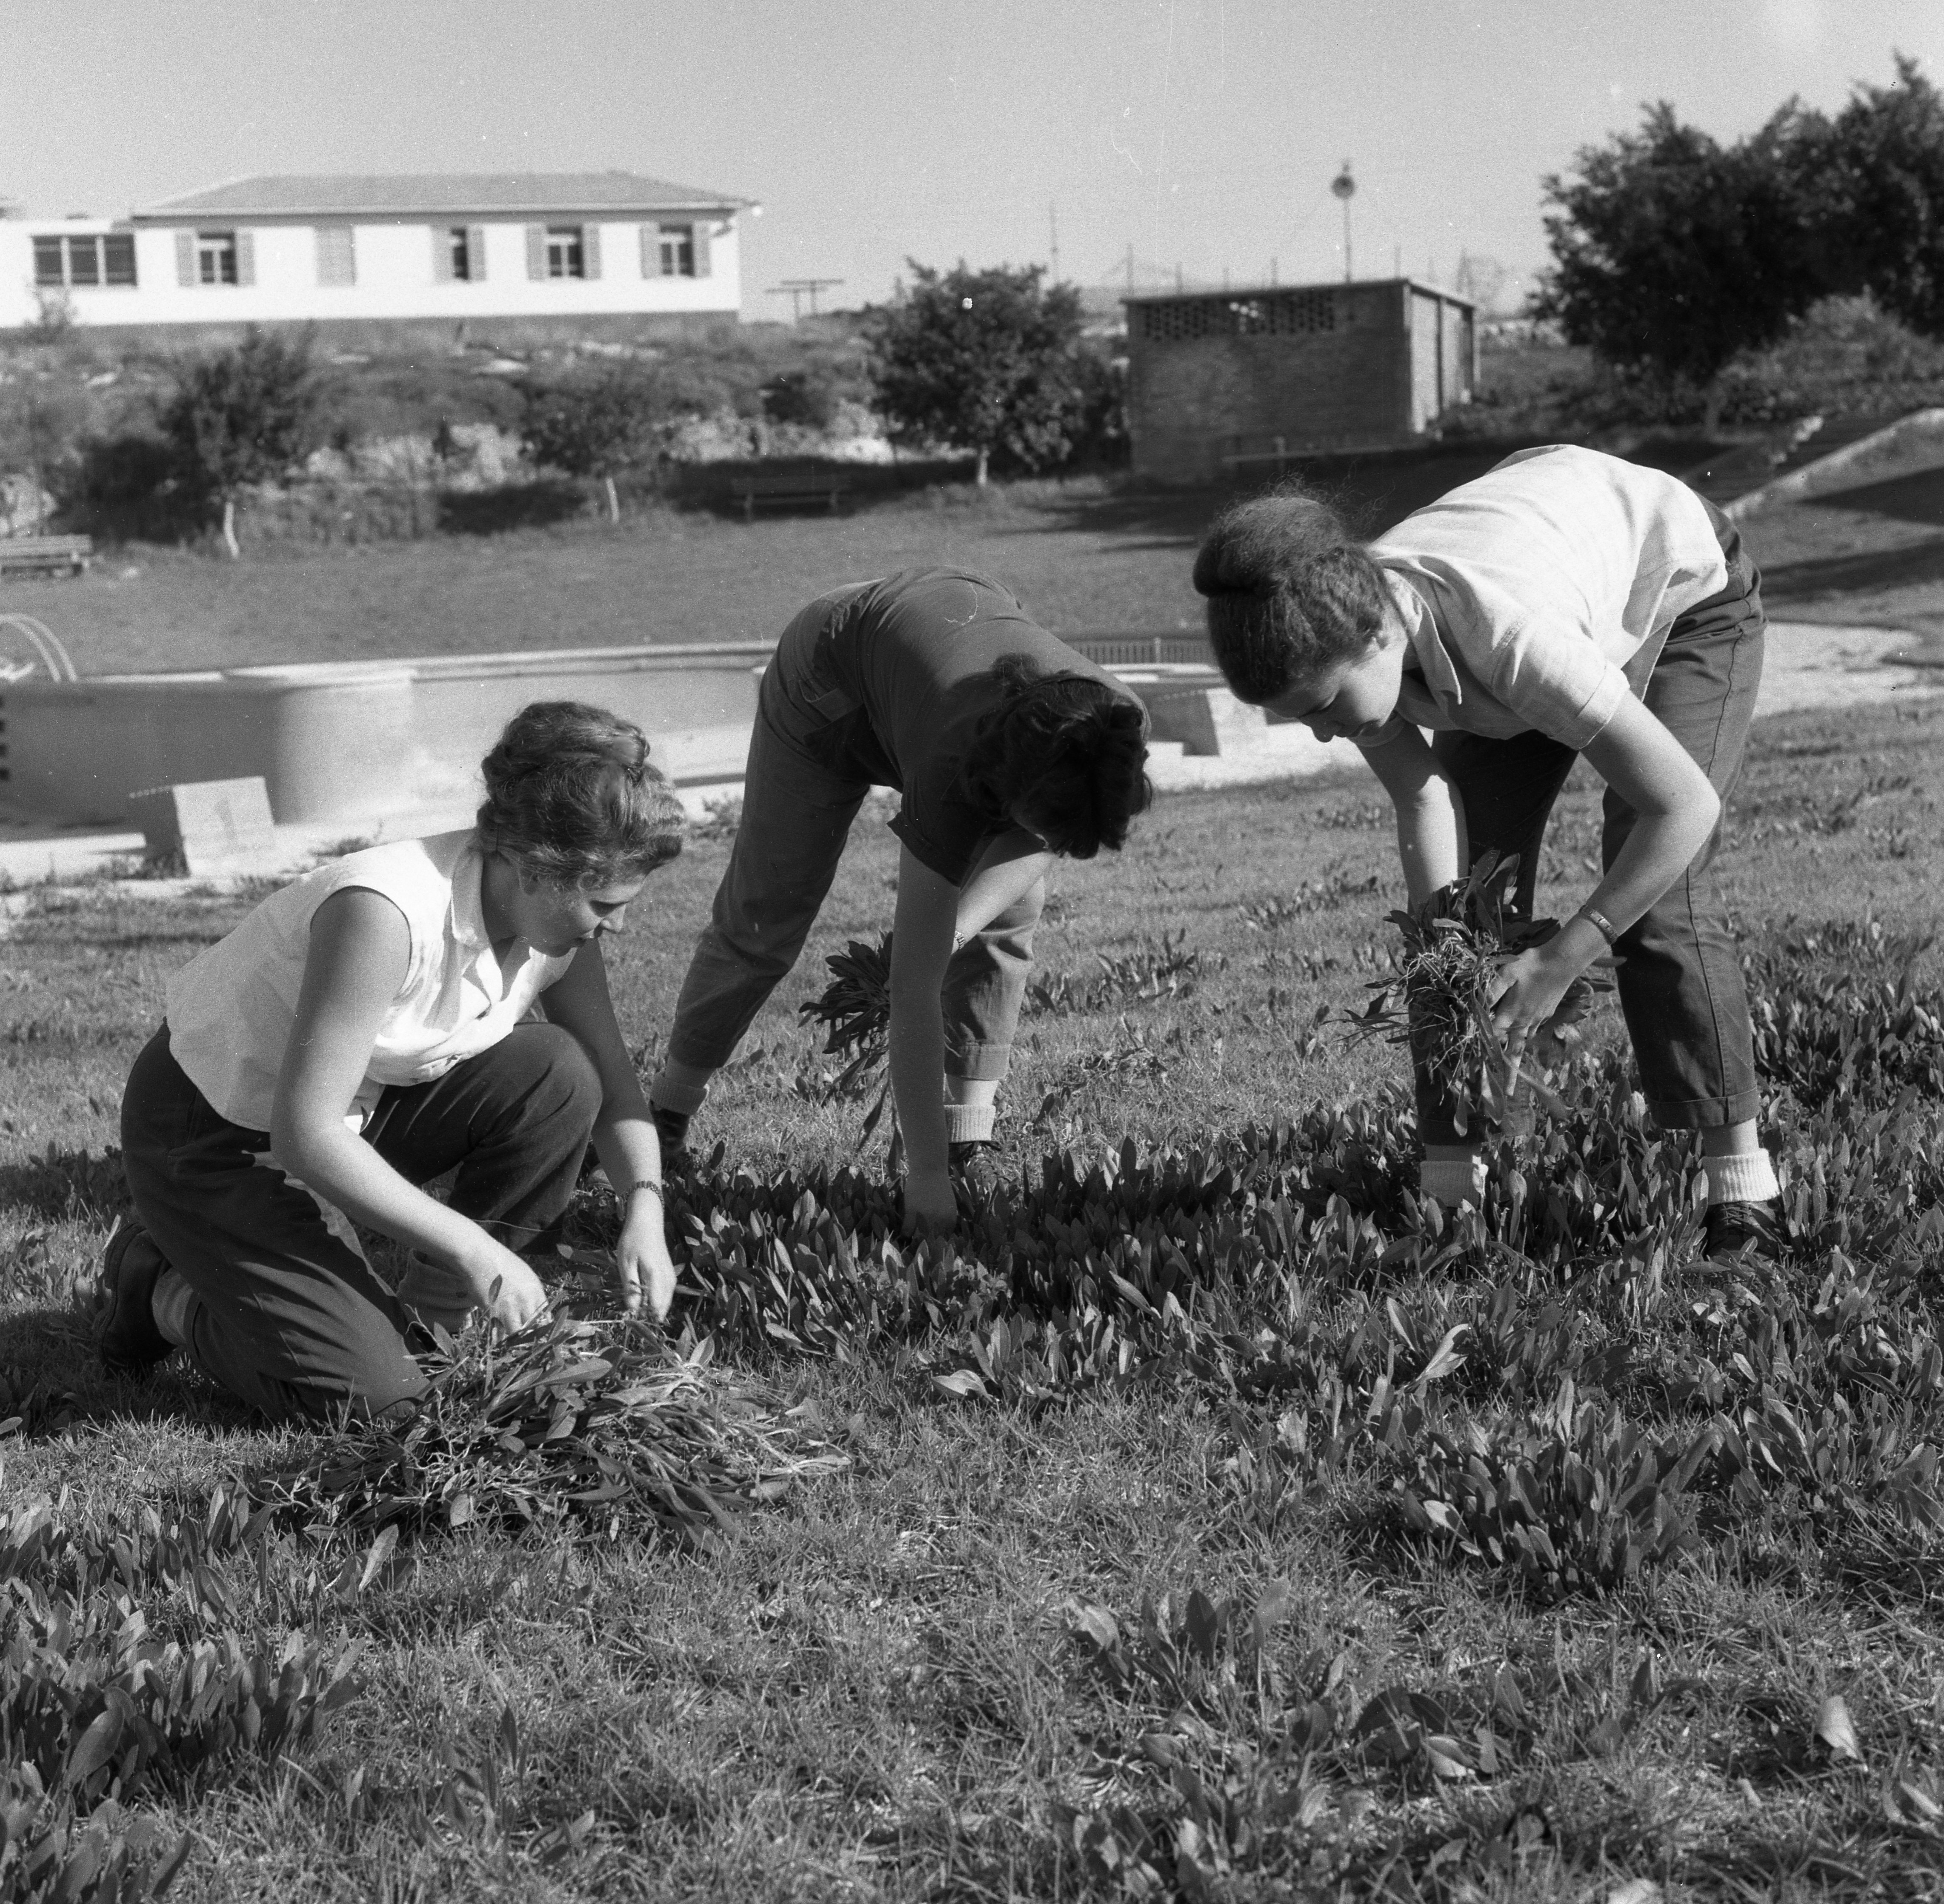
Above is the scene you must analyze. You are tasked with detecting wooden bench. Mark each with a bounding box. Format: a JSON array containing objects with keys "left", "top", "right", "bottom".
[
  {"left": 0, "top": 535, "right": 93, "bottom": 578},
  {"left": 729, "top": 473, "right": 849, "bottom": 522}
]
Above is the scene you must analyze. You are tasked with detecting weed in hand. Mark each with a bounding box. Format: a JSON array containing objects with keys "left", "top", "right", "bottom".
[
  {"left": 798, "top": 933, "right": 900, "bottom": 1163},
  {"left": 1347, "top": 850, "right": 1613, "bottom": 1136}
]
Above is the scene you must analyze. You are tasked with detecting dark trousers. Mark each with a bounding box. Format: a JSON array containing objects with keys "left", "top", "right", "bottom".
[
  {"left": 1417, "top": 513, "right": 1767, "bottom": 1143},
  {"left": 119, "top": 1022, "right": 601, "bottom": 1423},
  {"left": 658, "top": 595, "right": 1041, "bottom": 1104}
]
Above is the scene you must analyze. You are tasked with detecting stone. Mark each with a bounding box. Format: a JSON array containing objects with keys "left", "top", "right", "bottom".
[{"left": 129, "top": 777, "right": 277, "bottom": 876}]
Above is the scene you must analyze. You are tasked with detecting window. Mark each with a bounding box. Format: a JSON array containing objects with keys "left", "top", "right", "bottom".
[
  {"left": 1136, "top": 290, "right": 1342, "bottom": 344},
  {"left": 545, "top": 226, "right": 585, "bottom": 279},
  {"left": 448, "top": 227, "right": 473, "bottom": 281},
  {"left": 657, "top": 224, "right": 694, "bottom": 278},
  {"left": 197, "top": 231, "right": 238, "bottom": 285},
  {"left": 31, "top": 233, "right": 137, "bottom": 288}
]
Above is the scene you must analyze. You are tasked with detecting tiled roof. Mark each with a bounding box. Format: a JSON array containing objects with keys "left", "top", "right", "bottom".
[{"left": 133, "top": 173, "right": 752, "bottom": 220}]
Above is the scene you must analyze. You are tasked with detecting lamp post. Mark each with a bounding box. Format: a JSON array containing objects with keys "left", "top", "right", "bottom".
[{"left": 1330, "top": 161, "right": 1355, "bottom": 283}]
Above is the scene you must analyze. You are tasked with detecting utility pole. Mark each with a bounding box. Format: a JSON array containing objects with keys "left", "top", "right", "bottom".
[
  {"left": 1125, "top": 243, "right": 1135, "bottom": 292},
  {"left": 765, "top": 278, "right": 845, "bottom": 320},
  {"left": 1048, "top": 201, "right": 1060, "bottom": 283},
  {"left": 1331, "top": 160, "right": 1355, "bottom": 283}
]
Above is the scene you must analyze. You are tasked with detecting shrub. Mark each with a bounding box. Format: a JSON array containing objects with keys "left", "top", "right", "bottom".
[{"left": 158, "top": 331, "right": 324, "bottom": 557}]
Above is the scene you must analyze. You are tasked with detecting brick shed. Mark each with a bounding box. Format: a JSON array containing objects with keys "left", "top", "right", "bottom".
[{"left": 1122, "top": 278, "right": 1476, "bottom": 484}]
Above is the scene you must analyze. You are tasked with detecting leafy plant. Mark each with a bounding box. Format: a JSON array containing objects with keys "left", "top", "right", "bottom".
[
  {"left": 798, "top": 933, "right": 898, "bottom": 1155},
  {"left": 159, "top": 331, "right": 323, "bottom": 557},
  {"left": 1346, "top": 852, "right": 1610, "bottom": 1136},
  {"left": 865, "top": 261, "right": 1092, "bottom": 484},
  {"left": 258, "top": 1313, "right": 849, "bottom": 1547},
  {"left": 518, "top": 363, "right": 669, "bottom": 521}
]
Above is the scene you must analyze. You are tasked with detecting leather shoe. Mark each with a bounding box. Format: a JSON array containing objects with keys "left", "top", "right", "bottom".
[
  {"left": 1704, "top": 1198, "right": 1784, "bottom": 1265},
  {"left": 97, "top": 1220, "right": 174, "bottom": 1374}
]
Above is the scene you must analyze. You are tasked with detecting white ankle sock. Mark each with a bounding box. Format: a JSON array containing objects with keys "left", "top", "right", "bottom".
[
  {"left": 1704, "top": 1149, "right": 1780, "bottom": 1205},
  {"left": 943, "top": 1101, "right": 996, "bottom": 1144}
]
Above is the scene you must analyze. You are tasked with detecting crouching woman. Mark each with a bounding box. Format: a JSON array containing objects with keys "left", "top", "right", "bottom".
[
  {"left": 647, "top": 567, "right": 1152, "bottom": 1229},
  {"left": 1193, "top": 446, "right": 1783, "bottom": 1260},
  {"left": 98, "top": 701, "right": 687, "bottom": 1422}
]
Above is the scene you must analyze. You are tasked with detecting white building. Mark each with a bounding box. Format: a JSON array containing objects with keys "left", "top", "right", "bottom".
[{"left": 0, "top": 172, "right": 754, "bottom": 344}]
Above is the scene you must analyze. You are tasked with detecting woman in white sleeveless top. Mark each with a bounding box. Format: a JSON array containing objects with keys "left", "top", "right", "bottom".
[{"left": 97, "top": 701, "right": 686, "bottom": 1423}]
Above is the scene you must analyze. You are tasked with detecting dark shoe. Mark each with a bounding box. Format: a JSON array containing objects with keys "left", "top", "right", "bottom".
[
  {"left": 949, "top": 1139, "right": 1004, "bottom": 1204},
  {"left": 1704, "top": 1198, "right": 1784, "bottom": 1266},
  {"left": 651, "top": 1102, "right": 690, "bottom": 1161},
  {"left": 97, "top": 1220, "right": 173, "bottom": 1374}
]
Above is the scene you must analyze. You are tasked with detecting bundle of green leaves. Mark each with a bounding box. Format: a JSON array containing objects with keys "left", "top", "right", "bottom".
[
  {"left": 258, "top": 1314, "right": 849, "bottom": 1549},
  {"left": 799, "top": 933, "right": 898, "bottom": 1151},
  {"left": 1347, "top": 851, "right": 1612, "bottom": 1136}
]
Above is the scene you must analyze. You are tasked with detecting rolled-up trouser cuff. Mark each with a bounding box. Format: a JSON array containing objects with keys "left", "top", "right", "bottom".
[
  {"left": 1645, "top": 1087, "right": 1762, "bottom": 1131},
  {"left": 650, "top": 1058, "right": 716, "bottom": 1117},
  {"left": 942, "top": 1036, "right": 1014, "bottom": 1083}
]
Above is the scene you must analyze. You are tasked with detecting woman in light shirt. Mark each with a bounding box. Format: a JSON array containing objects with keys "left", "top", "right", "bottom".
[
  {"left": 1194, "top": 446, "right": 1781, "bottom": 1260},
  {"left": 98, "top": 701, "right": 686, "bottom": 1421}
]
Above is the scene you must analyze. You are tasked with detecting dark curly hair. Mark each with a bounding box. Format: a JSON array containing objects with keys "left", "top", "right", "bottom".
[
  {"left": 1191, "top": 482, "right": 1391, "bottom": 704},
  {"left": 955, "top": 658, "right": 1152, "bottom": 859},
  {"left": 476, "top": 701, "right": 686, "bottom": 887}
]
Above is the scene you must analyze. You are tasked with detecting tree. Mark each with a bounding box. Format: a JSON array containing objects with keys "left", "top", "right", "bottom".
[
  {"left": 519, "top": 363, "right": 668, "bottom": 521},
  {"left": 865, "top": 261, "right": 1090, "bottom": 484},
  {"left": 1533, "top": 102, "right": 1833, "bottom": 427},
  {"left": 1819, "top": 54, "right": 1944, "bottom": 339},
  {"left": 160, "top": 330, "right": 322, "bottom": 557},
  {"left": 0, "top": 384, "right": 87, "bottom": 532}
]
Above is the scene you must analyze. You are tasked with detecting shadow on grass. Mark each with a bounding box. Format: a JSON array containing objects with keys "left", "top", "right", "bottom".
[
  {"left": 1760, "top": 531, "right": 1944, "bottom": 605},
  {"left": 437, "top": 479, "right": 589, "bottom": 535},
  {"left": 3, "top": 1305, "right": 262, "bottom": 1439},
  {"left": 0, "top": 1146, "right": 131, "bottom": 1224},
  {"left": 1801, "top": 463, "right": 1944, "bottom": 530}
]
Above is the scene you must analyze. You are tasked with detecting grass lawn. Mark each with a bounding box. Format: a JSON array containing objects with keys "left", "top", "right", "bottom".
[
  {"left": 9, "top": 453, "right": 1944, "bottom": 681},
  {"left": 5, "top": 692, "right": 1944, "bottom": 1899}
]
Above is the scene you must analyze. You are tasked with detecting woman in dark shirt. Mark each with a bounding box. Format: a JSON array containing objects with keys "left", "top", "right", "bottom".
[{"left": 648, "top": 568, "right": 1152, "bottom": 1227}]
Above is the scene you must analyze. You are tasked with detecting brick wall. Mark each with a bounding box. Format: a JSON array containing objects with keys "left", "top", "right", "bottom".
[{"left": 1125, "top": 281, "right": 1456, "bottom": 484}]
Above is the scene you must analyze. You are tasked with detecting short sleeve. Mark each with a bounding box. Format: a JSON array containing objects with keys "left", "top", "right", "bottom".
[
  {"left": 889, "top": 799, "right": 986, "bottom": 885},
  {"left": 1549, "top": 658, "right": 1632, "bottom": 749}
]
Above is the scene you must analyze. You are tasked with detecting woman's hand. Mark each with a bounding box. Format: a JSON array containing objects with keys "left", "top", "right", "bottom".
[
  {"left": 615, "top": 1200, "right": 678, "bottom": 1318},
  {"left": 457, "top": 1236, "right": 551, "bottom": 1330},
  {"left": 400, "top": 1234, "right": 550, "bottom": 1334},
  {"left": 902, "top": 1166, "right": 958, "bottom": 1236},
  {"left": 1487, "top": 916, "right": 1606, "bottom": 1059}
]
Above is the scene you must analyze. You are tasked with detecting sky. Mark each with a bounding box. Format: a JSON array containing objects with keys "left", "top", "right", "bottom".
[{"left": 5, "top": 0, "right": 1943, "bottom": 321}]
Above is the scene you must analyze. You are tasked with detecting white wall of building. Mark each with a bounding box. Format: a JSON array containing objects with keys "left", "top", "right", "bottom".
[{"left": 0, "top": 214, "right": 742, "bottom": 332}]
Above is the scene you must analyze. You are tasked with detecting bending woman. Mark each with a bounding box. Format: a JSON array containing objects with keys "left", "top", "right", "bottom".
[
  {"left": 648, "top": 567, "right": 1152, "bottom": 1229},
  {"left": 99, "top": 701, "right": 688, "bottom": 1421},
  {"left": 1194, "top": 445, "right": 1782, "bottom": 1260}
]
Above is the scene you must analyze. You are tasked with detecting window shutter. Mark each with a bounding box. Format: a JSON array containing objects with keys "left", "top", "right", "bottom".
[
  {"left": 526, "top": 225, "right": 545, "bottom": 280},
  {"left": 692, "top": 220, "right": 712, "bottom": 278},
  {"left": 432, "top": 227, "right": 454, "bottom": 283},
  {"left": 236, "top": 229, "right": 256, "bottom": 287},
  {"left": 582, "top": 223, "right": 601, "bottom": 279},
  {"left": 175, "top": 230, "right": 194, "bottom": 286},
  {"left": 468, "top": 226, "right": 486, "bottom": 281},
  {"left": 639, "top": 223, "right": 655, "bottom": 278},
  {"left": 317, "top": 226, "right": 355, "bottom": 286}
]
